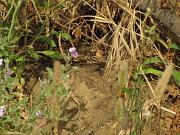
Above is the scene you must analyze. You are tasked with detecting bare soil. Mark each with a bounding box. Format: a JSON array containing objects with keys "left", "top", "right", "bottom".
[
  {"left": 60, "top": 64, "right": 118, "bottom": 135},
  {"left": 57, "top": 64, "right": 180, "bottom": 135},
  {"left": 26, "top": 63, "right": 179, "bottom": 135},
  {"left": 142, "top": 84, "right": 180, "bottom": 135}
]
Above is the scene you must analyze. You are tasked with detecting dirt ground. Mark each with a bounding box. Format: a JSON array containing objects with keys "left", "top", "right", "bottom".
[
  {"left": 60, "top": 64, "right": 180, "bottom": 135},
  {"left": 142, "top": 83, "right": 180, "bottom": 135},
  {"left": 26, "top": 63, "right": 179, "bottom": 135},
  {"left": 60, "top": 64, "right": 118, "bottom": 135}
]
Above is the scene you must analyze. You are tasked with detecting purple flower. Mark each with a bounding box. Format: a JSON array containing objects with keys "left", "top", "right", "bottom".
[
  {"left": 0, "top": 59, "right": 3, "bottom": 66},
  {"left": 0, "top": 105, "right": 6, "bottom": 118},
  {"left": 35, "top": 111, "right": 43, "bottom": 117},
  {"left": 5, "top": 69, "right": 14, "bottom": 77},
  {"left": 69, "top": 47, "right": 79, "bottom": 58}
]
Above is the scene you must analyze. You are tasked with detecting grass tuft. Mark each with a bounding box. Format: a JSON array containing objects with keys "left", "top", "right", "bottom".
[{"left": 154, "top": 64, "right": 173, "bottom": 101}]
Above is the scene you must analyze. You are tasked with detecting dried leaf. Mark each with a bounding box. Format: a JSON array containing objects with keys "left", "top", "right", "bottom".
[
  {"left": 95, "top": 50, "right": 103, "bottom": 59},
  {"left": 36, "top": 117, "right": 48, "bottom": 128},
  {"left": 21, "top": 109, "right": 28, "bottom": 120},
  {"left": 72, "top": 27, "right": 81, "bottom": 39}
]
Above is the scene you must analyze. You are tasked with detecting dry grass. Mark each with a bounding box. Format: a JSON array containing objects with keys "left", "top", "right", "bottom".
[
  {"left": 0, "top": 0, "right": 176, "bottom": 134},
  {"left": 68, "top": 0, "right": 178, "bottom": 134},
  {"left": 106, "top": 1, "right": 149, "bottom": 71}
]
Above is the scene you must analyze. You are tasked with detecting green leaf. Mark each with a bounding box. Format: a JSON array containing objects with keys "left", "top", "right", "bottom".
[
  {"left": 11, "top": 55, "right": 25, "bottom": 62},
  {"left": 61, "top": 32, "right": 71, "bottom": 41},
  {"left": 1, "top": 26, "right": 9, "bottom": 31},
  {"left": 37, "top": 51, "right": 61, "bottom": 59},
  {"left": 122, "top": 88, "right": 132, "bottom": 96},
  {"left": 37, "top": 36, "right": 56, "bottom": 47},
  {"left": 20, "top": 77, "right": 25, "bottom": 86},
  {"left": 47, "top": 38, "right": 56, "bottom": 47},
  {"left": 51, "top": 30, "right": 71, "bottom": 41},
  {"left": 169, "top": 43, "right": 180, "bottom": 50},
  {"left": 55, "top": 2, "right": 65, "bottom": 9},
  {"left": 4, "top": 116, "right": 14, "bottom": 123},
  {"left": 28, "top": 50, "right": 39, "bottom": 60},
  {"left": 145, "top": 25, "right": 156, "bottom": 35},
  {"left": 10, "top": 36, "right": 20, "bottom": 44},
  {"left": 46, "top": 67, "right": 53, "bottom": 80},
  {"left": 43, "top": 88, "right": 52, "bottom": 97},
  {"left": 172, "top": 70, "right": 180, "bottom": 86},
  {"left": 60, "top": 116, "right": 69, "bottom": 122},
  {"left": 18, "top": 97, "right": 28, "bottom": 106},
  {"left": 143, "top": 56, "right": 162, "bottom": 65},
  {"left": 132, "top": 70, "right": 139, "bottom": 80},
  {"left": 36, "top": 0, "right": 52, "bottom": 8},
  {"left": 51, "top": 30, "right": 58, "bottom": 36},
  {"left": 143, "top": 68, "right": 162, "bottom": 76},
  {"left": 0, "top": 36, "right": 9, "bottom": 46}
]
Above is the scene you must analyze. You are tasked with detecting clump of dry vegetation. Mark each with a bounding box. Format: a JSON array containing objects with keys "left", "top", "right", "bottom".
[{"left": 0, "top": 0, "right": 179, "bottom": 134}]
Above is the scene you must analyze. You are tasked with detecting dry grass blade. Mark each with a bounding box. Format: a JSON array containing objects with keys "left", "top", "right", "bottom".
[
  {"left": 142, "top": 72, "right": 155, "bottom": 98},
  {"left": 58, "top": 35, "right": 68, "bottom": 63},
  {"left": 82, "top": 15, "right": 115, "bottom": 24},
  {"left": 105, "top": 0, "right": 147, "bottom": 71},
  {"left": 154, "top": 64, "right": 173, "bottom": 100},
  {"left": 106, "top": 23, "right": 122, "bottom": 71},
  {"left": 113, "top": 0, "right": 132, "bottom": 15}
]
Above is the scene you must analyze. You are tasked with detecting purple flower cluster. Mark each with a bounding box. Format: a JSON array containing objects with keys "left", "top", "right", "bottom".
[
  {"left": 35, "top": 111, "right": 43, "bottom": 117},
  {"left": 5, "top": 69, "right": 14, "bottom": 77},
  {"left": 0, "top": 58, "right": 14, "bottom": 77},
  {"left": 69, "top": 47, "right": 79, "bottom": 58}
]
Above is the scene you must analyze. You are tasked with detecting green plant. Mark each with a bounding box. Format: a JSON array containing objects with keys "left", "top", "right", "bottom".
[
  {"left": 114, "top": 61, "right": 146, "bottom": 135},
  {"left": 141, "top": 56, "right": 180, "bottom": 87},
  {"left": 0, "top": 60, "right": 69, "bottom": 134},
  {"left": 115, "top": 56, "right": 178, "bottom": 134},
  {"left": 0, "top": 59, "right": 29, "bottom": 133},
  {"left": 0, "top": 1, "right": 72, "bottom": 134},
  {"left": 30, "top": 61, "right": 70, "bottom": 135}
]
